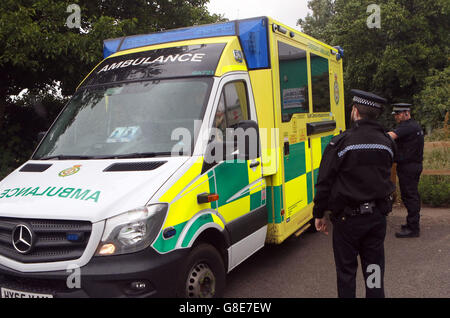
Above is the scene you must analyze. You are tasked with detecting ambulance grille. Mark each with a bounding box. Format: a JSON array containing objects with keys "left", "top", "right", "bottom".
[{"left": 0, "top": 217, "right": 91, "bottom": 263}]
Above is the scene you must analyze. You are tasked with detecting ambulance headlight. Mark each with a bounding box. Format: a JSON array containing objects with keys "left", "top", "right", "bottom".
[{"left": 96, "top": 203, "right": 168, "bottom": 256}]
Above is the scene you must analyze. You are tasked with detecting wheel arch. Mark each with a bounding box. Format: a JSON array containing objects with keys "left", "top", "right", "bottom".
[{"left": 190, "top": 227, "right": 230, "bottom": 272}]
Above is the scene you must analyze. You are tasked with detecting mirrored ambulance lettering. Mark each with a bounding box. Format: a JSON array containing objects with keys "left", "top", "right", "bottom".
[{"left": 0, "top": 187, "right": 101, "bottom": 202}]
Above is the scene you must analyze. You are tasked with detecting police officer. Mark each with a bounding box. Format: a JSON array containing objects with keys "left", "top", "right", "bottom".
[
  {"left": 313, "top": 89, "right": 396, "bottom": 298},
  {"left": 388, "top": 103, "right": 424, "bottom": 238}
]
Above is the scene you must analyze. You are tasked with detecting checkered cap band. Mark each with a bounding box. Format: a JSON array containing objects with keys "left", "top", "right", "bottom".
[
  {"left": 392, "top": 107, "right": 410, "bottom": 112},
  {"left": 353, "top": 96, "right": 381, "bottom": 108}
]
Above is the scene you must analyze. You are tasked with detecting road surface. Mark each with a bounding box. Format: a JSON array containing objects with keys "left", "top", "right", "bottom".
[{"left": 224, "top": 205, "right": 450, "bottom": 298}]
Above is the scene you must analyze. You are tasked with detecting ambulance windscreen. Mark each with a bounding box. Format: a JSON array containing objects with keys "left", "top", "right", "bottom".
[
  {"left": 33, "top": 77, "right": 213, "bottom": 159},
  {"left": 81, "top": 43, "right": 226, "bottom": 87}
]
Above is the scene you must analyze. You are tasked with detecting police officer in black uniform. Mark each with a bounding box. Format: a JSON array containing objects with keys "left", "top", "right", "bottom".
[
  {"left": 388, "top": 103, "right": 424, "bottom": 238},
  {"left": 313, "top": 89, "right": 396, "bottom": 298}
]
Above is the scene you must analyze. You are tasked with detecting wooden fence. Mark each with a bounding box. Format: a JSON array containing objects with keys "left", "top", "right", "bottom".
[
  {"left": 391, "top": 141, "right": 449, "bottom": 182},
  {"left": 422, "top": 169, "right": 450, "bottom": 176}
]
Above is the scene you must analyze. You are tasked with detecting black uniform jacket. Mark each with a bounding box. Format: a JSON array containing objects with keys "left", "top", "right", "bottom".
[
  {"left": 393, "top": 119, "right": 424, "bottom": 164},
  {"left": 313, "top": 119, "right": 397, "bottom": 219}
]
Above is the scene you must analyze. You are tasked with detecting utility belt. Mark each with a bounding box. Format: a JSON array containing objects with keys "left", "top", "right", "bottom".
[
  {"left": 343, "top": 201, "right": 377, "bottom": 217},
  {"left": 332, "top": 194, "right": 394, "bottom": 220}
]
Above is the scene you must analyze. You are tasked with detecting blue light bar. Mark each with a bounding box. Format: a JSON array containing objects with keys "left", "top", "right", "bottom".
[
  {"left": 238, "top": 18, "right": 270, "bottom": 69},
  {"left": 103, "top": 21, "right": 235, "bottom": 58},
  {"left": 103, "top": 38, "right": 122, "bottom": 60},
  {"left": 122, "top": 21, "right": 235, "bottom": 51},
  {"left": 103, "top": 17, "right": 270, "bottom": 70}
]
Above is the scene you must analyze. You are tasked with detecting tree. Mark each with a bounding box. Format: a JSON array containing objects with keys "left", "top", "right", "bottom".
[
  {"left": 0, "top": 0, "right": 222, "bottom": 129},
  {"left": 0, "top": 0, "right": 222, "bottom": 177},
  {"left": 298, "top": 0, "right": 449, "bottom": 128},
  {"left": 297, "top": 0, "right": 335, "bottom": 41},
  {"left": 414, "top": 66, "right": 450, "bottom": 133}
]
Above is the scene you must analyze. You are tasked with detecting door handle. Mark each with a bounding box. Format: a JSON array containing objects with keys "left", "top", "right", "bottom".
[
  {"left": 249, "top": 161, "right": 260, "bottom": 168},
  {"left": 284, "top": 141, "right": 290, "bottom": 156}
]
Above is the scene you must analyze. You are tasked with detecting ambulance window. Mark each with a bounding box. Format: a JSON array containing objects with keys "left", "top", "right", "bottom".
[
  {"left": 310, "top": 53, "right": 331, "bottom": 112},
  {"left": 278, "top": 42, "right": 309, "bottom": 122},
  {"left": 223, "top": 81, "right": 249, "bottom": 127},
  {"left": 213, "top": 94, "right": 227, "bottom": 137},
  {"left": 212, "top": 81, "right": 249, "bottom": 142}
]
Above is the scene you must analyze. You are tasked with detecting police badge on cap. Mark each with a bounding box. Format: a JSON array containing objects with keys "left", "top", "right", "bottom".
[
  {"left": 350, "top": 89, "right": 387, "bottom": 109},
  {"left": 391, "top": 103, "right": 412, "bottom": 114}
]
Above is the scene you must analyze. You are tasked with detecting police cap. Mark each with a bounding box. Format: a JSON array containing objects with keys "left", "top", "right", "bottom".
[
  {"left": 391, "top": 103, "right": 412, "bottom": 114},
  {"left": 350, "top": 89, "right": 387, "bottom": 110}
]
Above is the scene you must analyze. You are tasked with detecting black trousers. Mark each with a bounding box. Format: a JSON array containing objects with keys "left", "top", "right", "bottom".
[
  {"left": 331, "top": 210, "right": 386, "bottom": 298},
  {"left": 397, "top": 162, "right": 422, "bottom": 232}
]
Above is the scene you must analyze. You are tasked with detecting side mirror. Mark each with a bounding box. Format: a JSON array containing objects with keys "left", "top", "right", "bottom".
[
  {"left": 232, "top": 120, "right": 260, "bottom": 160},
  {"left": 37, "top": 131, "right": 47, "bottom": 143},
  {"left": 203, "top": 120, "right": 260, "bottom": 170},
  {"left": 204, "top": 140, "right": 236, "bottom": 166}
]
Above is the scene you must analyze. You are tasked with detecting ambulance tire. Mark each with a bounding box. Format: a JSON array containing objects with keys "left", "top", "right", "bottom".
[{"left": 177, "top": 243, "right": 226, "bottom": 298}]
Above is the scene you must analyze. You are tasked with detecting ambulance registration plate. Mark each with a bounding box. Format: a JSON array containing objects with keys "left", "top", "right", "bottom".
[{"left": 1, "top": 287, "right": 53, "bottom": 298}]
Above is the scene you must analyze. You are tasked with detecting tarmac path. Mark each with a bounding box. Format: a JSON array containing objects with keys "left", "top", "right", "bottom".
[{"left": 224, "top": 205, "right": 450, "bottom": 298}]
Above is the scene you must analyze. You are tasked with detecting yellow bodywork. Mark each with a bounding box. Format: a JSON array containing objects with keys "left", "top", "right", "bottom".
[{"left": 80, "top": 17, "right": 345, "bottom": 251}]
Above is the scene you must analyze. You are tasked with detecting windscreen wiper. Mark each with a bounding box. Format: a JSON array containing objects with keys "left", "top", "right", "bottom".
[
  {"left": 93, "top": 152, "right": 173, "bottom": 159},
  {"left": 39, "top": 155, "right": 95, "bottom": 160}
]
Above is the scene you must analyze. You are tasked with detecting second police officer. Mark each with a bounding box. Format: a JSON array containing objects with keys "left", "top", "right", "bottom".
[
  {"left": 313, "top": 89, "right": 396, "bottom": 298},
  {"left": 388, "top": 103, "right": 424, "bottom": 238}
]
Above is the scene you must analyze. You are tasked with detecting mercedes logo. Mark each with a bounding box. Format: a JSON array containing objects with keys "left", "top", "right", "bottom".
[{"left": 12, "top": 224, "right": 34, "bottom": 254}]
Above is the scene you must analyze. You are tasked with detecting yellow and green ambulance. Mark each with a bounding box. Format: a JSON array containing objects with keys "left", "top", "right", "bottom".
[{"left": 0, "top": 16, "right": 345, "bottom": 298}]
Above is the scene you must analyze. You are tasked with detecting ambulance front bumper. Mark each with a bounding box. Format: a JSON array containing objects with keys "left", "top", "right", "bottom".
[{"left": 0, "top": 247, "right": 189, "bottom": 298}]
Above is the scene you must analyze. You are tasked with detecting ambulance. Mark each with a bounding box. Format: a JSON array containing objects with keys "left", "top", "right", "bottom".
[{"left": 0, "top": 17, "right": 345, "bottom": 298}]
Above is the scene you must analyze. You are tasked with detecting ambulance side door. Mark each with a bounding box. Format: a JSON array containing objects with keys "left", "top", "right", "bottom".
[{"left": 206, "top": 73, "right": 267, "bottom": 270}]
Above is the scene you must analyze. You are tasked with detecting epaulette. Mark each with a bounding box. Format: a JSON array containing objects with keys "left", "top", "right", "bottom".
[{"left": 329, "top": 132, "right": 347, "bottom": 146}]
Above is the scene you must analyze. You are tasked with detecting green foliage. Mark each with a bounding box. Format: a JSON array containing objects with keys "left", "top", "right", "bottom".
[
  {"left": 297, "top": 0, "right": 335, "bottom": 40},
  {"left": 298, "top": 0, "right": 449, "bottom": 129},
  {"left": 418, "top": 139, "right": 449, "bottom": 207},
  {"left": 0, "top": 0, "right": 222, "bottom": 179},
  {"left": 418, "top": 175, "right": 450, "bottom": 207},
  {"left": 0, "top": 89, "right": 67, "bottom": 180},
  {"left": 414, "top": 66, "right": 450, "bottom": 133},
  {"left": 0, "top": 0, "right": 222, "bottom": 99},
  {"left": 396, "top": 146, "right": 450, "bottom": 207},
  {"left": 0, "top": 124, "right": 27, "bottom": 181},
  {"left": 423, "top": 147, "right": 450, "bottom": 170},
  {"left": 424, "top": 128, "right": 450, "bottom": 142},
  {"left": 300, "top": 1, "right": 450, "bottom": 207}
]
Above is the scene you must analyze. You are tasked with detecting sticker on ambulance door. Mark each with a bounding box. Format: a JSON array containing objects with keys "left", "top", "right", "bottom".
[{"left": 283, "top": 88, "right": 306, "bottom": 109}]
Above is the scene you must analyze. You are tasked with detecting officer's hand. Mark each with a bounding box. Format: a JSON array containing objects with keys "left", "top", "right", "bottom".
[
  {"left": 387, "top": 131, "right": 398, "bottom": 140},
  {"left": 315, "top": 217, "right": 329, "bottom": 235}
]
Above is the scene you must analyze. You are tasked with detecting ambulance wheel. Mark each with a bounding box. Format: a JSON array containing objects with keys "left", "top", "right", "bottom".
[{"left": 177, "top": 243, "right": 226, "bottom": 298}]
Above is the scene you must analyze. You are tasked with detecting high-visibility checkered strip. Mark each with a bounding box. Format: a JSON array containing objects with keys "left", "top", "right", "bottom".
[{"left": 338, "top": 144, "right": 393, "bottom": 158}]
